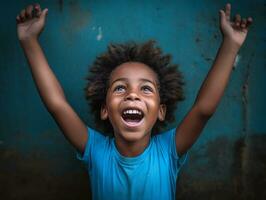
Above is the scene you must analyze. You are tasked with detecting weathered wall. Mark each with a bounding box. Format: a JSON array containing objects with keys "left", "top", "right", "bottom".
[{"left": 0, "top": 0, "right": 265, "bottom": 199}]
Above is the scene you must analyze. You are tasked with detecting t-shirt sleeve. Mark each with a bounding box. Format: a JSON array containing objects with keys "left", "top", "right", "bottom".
[
  {"left": 76, "top": 126, "right": 108, "bottom": 170},
  {"left": 169, "top": 128, "right": 188, "bottom": 174},
  {"left": 156, "top": 128, "right": 188, "bottom": 177}
]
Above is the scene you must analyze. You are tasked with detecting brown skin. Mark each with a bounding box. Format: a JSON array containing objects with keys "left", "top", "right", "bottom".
[
  {"left": 16, "top": 4, "right": 88, "bottom": 154},
  {"left": 16, "top": 3, "right": 252, "bottom": 157},
  {"left": 101, "top": 62, "right": 166, "bottom": 157},
  {"left": 174, "top": 4, "right": 253, "bottom": 155}
]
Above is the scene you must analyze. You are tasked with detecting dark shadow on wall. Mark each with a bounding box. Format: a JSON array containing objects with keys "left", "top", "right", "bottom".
[
  {"left": 176, "top": 134, "right": 266, "bottom": 200},
  {"left": 0, "top": 130, "right": 92, "bottom": 200}
]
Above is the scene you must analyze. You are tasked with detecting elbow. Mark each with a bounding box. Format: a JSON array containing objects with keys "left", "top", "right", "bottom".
[
  {"left": 194, "top": 103, "right": 215, "bottom": 119},
  {"left": 47, "top": 99, "right": 68, "bottom": 114}
]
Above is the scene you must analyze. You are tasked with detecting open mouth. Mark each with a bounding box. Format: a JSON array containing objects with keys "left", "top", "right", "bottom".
[{"left": 121, "top": 108, "right": 144, "bottom": 126}]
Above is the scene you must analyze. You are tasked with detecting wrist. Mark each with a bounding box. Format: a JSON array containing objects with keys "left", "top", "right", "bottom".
[
  {"left": 222, "top": 37, "right": 241, "bottom": 52},
  {"left": 19, "top": 37, "right": 39, "bottom": 48}
]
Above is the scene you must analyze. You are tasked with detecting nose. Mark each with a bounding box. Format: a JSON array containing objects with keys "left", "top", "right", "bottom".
[{"left": 125, "top": 89, "right": 140, "bottom": 101}]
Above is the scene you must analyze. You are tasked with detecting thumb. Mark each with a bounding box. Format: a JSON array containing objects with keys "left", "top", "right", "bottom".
[
  {"left": 40, "top": 8, "right": 49, "bottom": 19},
  {"left": 219, "top": 9, "right": 226, "bottom": 25}
]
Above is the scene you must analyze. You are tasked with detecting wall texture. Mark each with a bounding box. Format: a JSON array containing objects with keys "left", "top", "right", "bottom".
[{"left": 0, "top": 0, "right": 265, "bottom": 199}]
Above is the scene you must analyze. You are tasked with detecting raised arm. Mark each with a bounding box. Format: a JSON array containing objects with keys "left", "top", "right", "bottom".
[
  {"left": 175, "top": 3, "right": 253, "bottom": 155},
  {"left": 16, "top": 4, "right": 88, "bottom": 154}
]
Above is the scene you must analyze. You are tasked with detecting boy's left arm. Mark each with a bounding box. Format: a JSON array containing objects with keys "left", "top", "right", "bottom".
[{"left": 175, "top": 3, "right": 253, "bottom": 156}]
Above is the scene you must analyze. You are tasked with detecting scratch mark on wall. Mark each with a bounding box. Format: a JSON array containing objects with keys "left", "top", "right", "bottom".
[
  {"left": 241, "top": 53, "right": 254, "bottom": 135},
  {"left": 58, "top": 0, "right": 64, "bottom": 12}
]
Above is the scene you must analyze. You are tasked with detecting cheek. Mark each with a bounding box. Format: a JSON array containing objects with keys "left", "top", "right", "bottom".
[
  {"left": 106, "top": 96, "right": 121, "bottom": 114},
  {"left": 146, "top": 98, "right": 160, "bottom": 114}
]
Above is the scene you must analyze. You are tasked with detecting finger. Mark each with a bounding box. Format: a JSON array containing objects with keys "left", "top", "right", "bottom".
[
  {"left": 33, "top": 3, "right": 42, "bottom": 18},
  {"left": 246, "top": 17, "right": 253, "bottom": 28},
  {"left": 20, "top": 9, "right": 26, "bottom": 22},
  {"left": 241, "top": 18, "right": 247, "bottom": 28},
  {"left": 25, "top": 5, "right": 33, "bottom": 19},
  {"left": 16, "top": 15, "right": 21, "bottom": 23},
  {"left": 225, "top": 3, "right": 231, "bottom": 21},
  {"left": 234, "top": 14, "right": 241, "bottom": 27},
  {"left": 40, "top": 8, "right": 49, "bottom": 19},
  {"left": 33, "top": 3, "right": 41, "bottom": 10}
]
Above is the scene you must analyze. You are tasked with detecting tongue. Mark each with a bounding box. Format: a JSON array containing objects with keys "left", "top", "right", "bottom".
[
  {"left": 123, "top": 114, "right": 142, "bottom": 123},
  {"left": 125, "top": 118, "right": 141, "bottom": 123}
]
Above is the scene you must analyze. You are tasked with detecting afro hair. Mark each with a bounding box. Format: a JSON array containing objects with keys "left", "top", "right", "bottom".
[{"left": 84, "top": 40, "right": 185, "bottom": 136}]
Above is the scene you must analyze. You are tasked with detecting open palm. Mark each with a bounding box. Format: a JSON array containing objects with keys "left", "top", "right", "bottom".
[
  {"left": 219, "top": 3, "right": 253, "bottom": 47},
  {"left": 16, "top": 4, "right": 48, "bottom": 41}
]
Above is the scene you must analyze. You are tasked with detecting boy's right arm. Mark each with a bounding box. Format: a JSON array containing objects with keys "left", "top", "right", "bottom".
[{"left": 16, "top": 4, "right": 88, "bottom": 154}]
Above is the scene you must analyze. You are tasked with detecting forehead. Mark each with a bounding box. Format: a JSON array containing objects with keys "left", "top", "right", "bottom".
[{"left": 109, "top": 62, "right": 158, "bottom": 83}]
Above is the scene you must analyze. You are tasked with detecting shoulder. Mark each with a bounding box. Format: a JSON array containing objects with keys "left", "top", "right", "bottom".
[
  {"left": 77, "top": 126, "right": 113, "bottom": 163},
  {"left": 152, "top": 128, "right": 176, "bottom": 154},
  {"left": 87, "top": 127, "right": 113, "bottom": 149},
  {"left": 88, "top": 127, "right": 109, "bottom": 140},
  {"left": 153, "top": 128, "right": 188, "bottom": 169},
  {"left": 153, "top": 128, "right": 176, "bottom": 143}
]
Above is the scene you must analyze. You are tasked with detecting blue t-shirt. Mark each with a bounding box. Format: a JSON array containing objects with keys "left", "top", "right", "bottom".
[{"left": 77, "top": 127, "right": 187, "bottom": 200}]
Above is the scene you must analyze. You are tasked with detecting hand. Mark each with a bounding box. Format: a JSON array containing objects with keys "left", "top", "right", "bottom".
[
  {"left": 16, "top": 3, "right": 48, "bottom": 42},
  {"left": 219, "top": 3, "right": 253, "bottom": 47}
]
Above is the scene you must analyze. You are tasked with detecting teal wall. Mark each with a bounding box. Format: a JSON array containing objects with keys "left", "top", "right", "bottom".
[{"left": 0, "top": 0, "right": 265, "bottom": 199}]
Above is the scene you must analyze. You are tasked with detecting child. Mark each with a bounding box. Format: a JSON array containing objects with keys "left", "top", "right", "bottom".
[{"left": 16, "top": 3, "right": 252, "bottom": 200}]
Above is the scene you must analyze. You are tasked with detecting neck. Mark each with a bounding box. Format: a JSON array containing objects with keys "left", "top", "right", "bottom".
[{"left": 114, "top": 133, "right": 151, "bottom": 157}]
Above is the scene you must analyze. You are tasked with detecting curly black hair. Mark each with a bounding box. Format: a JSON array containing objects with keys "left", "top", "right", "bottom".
[{"left": 84, "top": 40, "right": 185, "bottom": 136}]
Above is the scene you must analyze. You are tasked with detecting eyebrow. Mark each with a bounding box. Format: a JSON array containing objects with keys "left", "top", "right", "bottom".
[{"left": 110, "top": 78, "right": 158, "bottom": 86}]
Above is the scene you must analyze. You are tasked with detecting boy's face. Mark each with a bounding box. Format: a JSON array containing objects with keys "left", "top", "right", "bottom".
[{"left": 101, "top": 62, "right": 166, "bottom": 142}]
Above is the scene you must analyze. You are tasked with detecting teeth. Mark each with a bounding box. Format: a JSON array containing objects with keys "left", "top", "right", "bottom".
[{"left": 123, "top": 109, "right": 142, "bottom": 115}]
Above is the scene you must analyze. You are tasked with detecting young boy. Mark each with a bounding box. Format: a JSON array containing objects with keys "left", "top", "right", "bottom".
[{"left": 16, "top": 3, "right": 252, "bottom": 200}]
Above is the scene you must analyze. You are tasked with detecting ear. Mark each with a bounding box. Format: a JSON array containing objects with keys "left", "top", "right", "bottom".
[
  {"left": 158, "top": 104, "right": 166, "bottom": 121},
  {"left": 101, "top": 104, "right": 108, "bottom": 120}
]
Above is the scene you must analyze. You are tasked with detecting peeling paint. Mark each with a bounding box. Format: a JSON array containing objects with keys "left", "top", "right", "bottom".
[
  {"left": 68, "top": 1, "right": 90, "bottom": 30},
  {"left": 60, "top": 0, "right": 91, "bottom": 41},
  {"left": 232, "top": 135, "right": 266, "bottom": 199},
  {"left": 177, "top": 135, "right": 266, "bottom": 199},
  {"left": 1, "top": 1, "right": 265, "bottom": 199},
  {"left": 96, "top": 27, "right": 103, "bottom": 41},
  {"left": 233, "top": 54, "right": 240, "bottom": 69}
]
